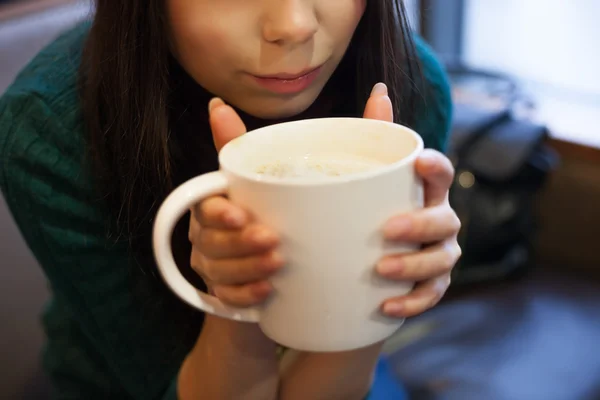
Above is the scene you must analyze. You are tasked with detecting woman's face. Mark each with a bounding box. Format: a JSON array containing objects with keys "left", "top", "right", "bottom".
[{"left": 167, "top": 0, "right": 365, "bottom": 119}]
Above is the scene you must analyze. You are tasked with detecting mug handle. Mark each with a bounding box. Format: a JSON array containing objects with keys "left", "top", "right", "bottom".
[{"left": 153, "top": 171, "right": 261, "bottom": 323}]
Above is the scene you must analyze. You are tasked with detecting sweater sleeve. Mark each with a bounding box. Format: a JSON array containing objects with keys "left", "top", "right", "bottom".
[
  {"left": 0, "top": 92, "right": 188, "bottom": 399},
  {"left": 412, "top": 35, "right": 454, "bottom": 153}
]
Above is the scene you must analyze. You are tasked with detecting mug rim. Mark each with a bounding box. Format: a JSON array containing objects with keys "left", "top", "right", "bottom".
[{"left": 218, "top": 117, "right": 424, "bottom": 187}]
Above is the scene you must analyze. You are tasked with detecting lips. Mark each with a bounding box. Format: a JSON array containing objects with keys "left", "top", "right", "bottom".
[
  {"left": 250, "top": 65, "right": 324, "bottom": 95},
  {"left": 255, "top": 66, "right": 322, "bottom": 81}
]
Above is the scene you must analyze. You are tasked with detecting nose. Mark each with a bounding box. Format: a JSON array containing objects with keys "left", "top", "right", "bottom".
[{"left": 262, "top": 0, "right": 318, "bottom": 45}]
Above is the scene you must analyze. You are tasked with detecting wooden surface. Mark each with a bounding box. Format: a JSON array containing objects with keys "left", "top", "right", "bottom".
[{"left": 534, "top": 138, "right": 600, "bottom": 276}]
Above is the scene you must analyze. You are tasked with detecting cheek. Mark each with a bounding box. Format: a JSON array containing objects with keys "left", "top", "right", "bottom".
[
  {"left": 323, "top": 0, "right": 366, "bottom": 42},
  {"left": 167, "top": 1, "right": 240, "bottom": 66},
  {"left": 353, "top": 0, "right": 368, "bottom": 23},
  {"left": 169, "top": 22, "right": 227, "bottom": 65}
]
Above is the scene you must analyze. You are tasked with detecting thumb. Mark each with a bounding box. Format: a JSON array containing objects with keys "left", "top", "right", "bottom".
[
  {"left": 363, "top": 82, "right": 394, "bottom": 123},
  {"left": 209, "top": 98, "right": 247, "bottom": 152}
]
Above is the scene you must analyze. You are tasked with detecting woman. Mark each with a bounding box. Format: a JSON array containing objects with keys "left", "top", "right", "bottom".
[{"left": 0, "top": 1, "right": 460, "bottom": 399}]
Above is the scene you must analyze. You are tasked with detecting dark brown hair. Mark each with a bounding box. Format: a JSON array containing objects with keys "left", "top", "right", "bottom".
[{"left": 80, "top": 1, "right": 424, "bottom": 242}]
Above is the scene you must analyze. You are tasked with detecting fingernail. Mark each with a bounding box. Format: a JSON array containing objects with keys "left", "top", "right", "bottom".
[
  {"left": 208, "top": 97, "right": 225, "bottom": 112},
  {"left": 384, "top": 217, "right": 412, "bottom": 238},
  {"left": 252, "top": 281, "right": 272, "bottom": 297},
  {"left": 371, "top": 82, "right": 388, "bottom": 96},
  {"left": 383, "top": 301, "right": 404, "bottom": 316},
  {"left": 270, "top": 251, "right": 285, "bottom": 267},
  {"left": 262, "top": 251, "right": 284, "bottom": 271},
  {"left": 224, "top": 209, "right": 245, "bottom": 227},
  {"left": 377, "top": 258, "right": 402, "bottom": 275},
  {"left": 252, "top": 227, "right": 277, "bottom": 246}
]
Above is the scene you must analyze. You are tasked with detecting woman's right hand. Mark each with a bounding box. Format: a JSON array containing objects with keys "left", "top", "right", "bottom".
[
  {"left": 182, "top": 98, "right": 282, "bottom": 399},
  {"left": 188, "top": 200, "right": 283, "bottom": 307},
  {"left": 188, "top": 97, "right": 284, "bottom": 308}
]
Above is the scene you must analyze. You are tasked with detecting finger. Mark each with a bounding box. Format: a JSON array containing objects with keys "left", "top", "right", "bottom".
[
  {"left": 416, "top": 149, "right": 455, "bottom": 207},
  {"left": 209, "top": 98, "right": 247, "bottom": 152},
  {"left": 194, "top": 196, "right": 249, "bottom": 229},
  {"left": 363, "top": 82, "right": 394, "bottom": 122},
  {"left": 377, "top": 240, "right": 462, "bottom": 281},
  {"left": 213, "top": 281, "right": 273, "bottom": 308},
  {"left": 195, "top": 224, "right": 279, "bottom": 259},
  {"left": 384, "top": 204, "right": 461, "bottom": 243},
  {"left": 201, "top": 251, "right": 284, "bottom": 285},
  {"left": 382, "top": 273, "right": 451, "bottom": 318},
  {"left": 189, "top": 212, "right": 202, "bottom": 244}
]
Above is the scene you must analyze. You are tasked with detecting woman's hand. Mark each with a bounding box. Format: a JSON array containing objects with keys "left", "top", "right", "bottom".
[
  {"left": 188, "top": 98, "right": 284, "bottom": 307},
  {"left": 191, "top": 88, "right": 460, "bottom": 317},
  {"left": 377, "top": 149, "right": 461, "bottom": 317},
  {"left": 367, "top": 84, "right": 461, "bottom": 318}
]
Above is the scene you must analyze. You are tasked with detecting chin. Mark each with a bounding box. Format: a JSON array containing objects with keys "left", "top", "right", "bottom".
[{"left": 233, "top": 88, "right": 322, "bottom": 120}]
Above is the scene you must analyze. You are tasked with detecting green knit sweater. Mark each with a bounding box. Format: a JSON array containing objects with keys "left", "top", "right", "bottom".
[{"left": 0, "top": 24, "right": 452, "bottom": 399}]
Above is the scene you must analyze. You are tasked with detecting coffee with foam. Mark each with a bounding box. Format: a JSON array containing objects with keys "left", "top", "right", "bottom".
[{"left": 254, "top": 152, "right": 386, "bottom": 179}]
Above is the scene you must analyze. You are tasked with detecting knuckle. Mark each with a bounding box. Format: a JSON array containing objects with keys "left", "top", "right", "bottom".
[
  {"left": 440, "top": 243, "right": 460, "bottom": 272},
  {"left": 445, "top": 274, "right": 452, "bottom": 289},
  {"left": 234, "top": 299, "right": 255, "bottom": 308},
  {"left": 188, "top": 219, "right": 201, "bottom": 244},
  {"left": 215, "top": 290, "right": 253, "bottom": 308},
  {"left": 428, "top": 294, "right": 441, "bottom": 310},
  {"left": 190, "top": 252, "right": 211, "bottom": 281},
  {"left": 190, "top": 214, "right": 207, "bottom": 243},
  {"left": 407, "top": 255, "right": 423, "bottom": 275},
  {"left": 246, "top": 293, "right": 264, "bottom": 306},
  {"left": 197, "top": 208, "right": 211, "bottom": 227},
  {"left": 201, "top": 196, "right": 230, "bottom": 227},
  {"left": 189, "top": 250, "right": 200, "bottom": 269},
  {"left": 190, "top": 203, "right": 200, "bottom": 221},
  {"left": 408, "top": 217, "right": 425, "bottom": 239},
  {"left": 453, "top": 242, "right": 463, "bottom": 261},
  {"left": 440, "top": 273, "right": 452, "bottom": 290},
  {"left": 196, "top": 201, "right": 209, "bottom": 222},
  {"left": 432, "top": 275, "right": 450, "bottom": 300},
  {"left": 196, "top": 229, "right": 213, "bottom": 253},
  {"left": 427, "top": 295, "right": 439, "bottom": 309},
  {"left": 451, "top": 213, "right": 462, "bottom": 233},
  {"left": 429, "top": 284, "right": 448, "bottom": 309},
  {"left": 436, "top": 278, "right": 451, "bottom": 303},
  {"left": 441, "top": 209, "right": 461, "bottom": 234},
  {"left": 440, "top": 251, "right": 455, "bottom": 273},
  {"left": 198, "top": 198, "right": 218, "bottom": 224},
  {"left": 212, "top": 286, "right": 234, "bottom": 303},
  {"left": 201, "top": 259, "right": 218, "bottom": 282}
]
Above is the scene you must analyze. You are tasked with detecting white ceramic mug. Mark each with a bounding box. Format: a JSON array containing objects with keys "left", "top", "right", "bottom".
[{"left": 153, "top": 117, "right": 424, "bottom": 352}]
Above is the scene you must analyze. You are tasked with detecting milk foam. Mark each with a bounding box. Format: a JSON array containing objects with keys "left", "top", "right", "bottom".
[{"left": 254, "top": 152, "right": 385, "bottom": 179}]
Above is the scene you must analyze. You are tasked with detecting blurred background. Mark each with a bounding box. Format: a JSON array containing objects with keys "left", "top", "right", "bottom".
[{"left": 1, "top": 0, "right": 599, "bottom": 399}]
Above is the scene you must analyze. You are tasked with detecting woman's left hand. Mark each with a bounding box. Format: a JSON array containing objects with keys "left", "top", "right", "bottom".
[
  {"left": 377, "top": 149, "right": 462, "bottom": 317},
  {"left": 363, "top": 82, "right": 461, "bottom": 318}
]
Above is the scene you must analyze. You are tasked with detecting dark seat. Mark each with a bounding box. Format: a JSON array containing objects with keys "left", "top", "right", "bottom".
[{"left": 384, "top": 270, "right": 600, "bottom": 400}]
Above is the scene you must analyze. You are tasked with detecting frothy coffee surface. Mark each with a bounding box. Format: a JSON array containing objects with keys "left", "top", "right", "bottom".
[{"left": 254, "top": 152, "right": 385, "bottom": 179}]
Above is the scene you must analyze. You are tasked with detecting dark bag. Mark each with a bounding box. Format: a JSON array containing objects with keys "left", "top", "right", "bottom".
[{"left": 446, "top": 70, "right": 559, "bottom": 286}]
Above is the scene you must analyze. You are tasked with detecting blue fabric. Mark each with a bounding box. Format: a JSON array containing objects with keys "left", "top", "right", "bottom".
[{"left": 368, "top": 356, "right": 409, "bottom": 400}]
